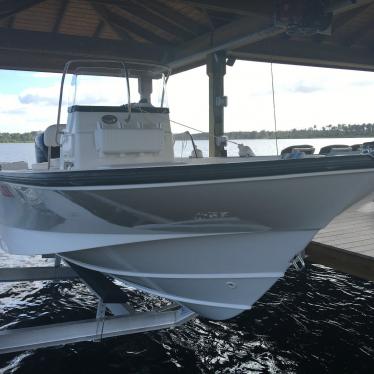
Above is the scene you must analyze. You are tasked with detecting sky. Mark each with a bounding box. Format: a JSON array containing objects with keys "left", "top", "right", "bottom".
[{"left": 0, "top": 60, "right": 373, "bottom": 134}]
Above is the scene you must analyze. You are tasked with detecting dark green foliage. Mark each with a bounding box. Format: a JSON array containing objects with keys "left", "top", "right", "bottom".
[
  {"left": 0, "top": 131, "right": 39, "bottom": 143},
  {"left": 2, "top": 124, "right": 374, "bottom": 143},
  {"left": 174, "top": 123, "right": 374, "bottom": 140}
]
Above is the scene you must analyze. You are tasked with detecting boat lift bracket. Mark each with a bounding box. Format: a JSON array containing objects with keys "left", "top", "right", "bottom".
[{"left": 0, "top": 257, "right": 196, "bottom": 354}]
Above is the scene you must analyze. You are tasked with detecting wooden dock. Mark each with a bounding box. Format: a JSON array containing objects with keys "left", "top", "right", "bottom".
[{"left": 306, "top": 195, "right": 374, "bottom": 281}]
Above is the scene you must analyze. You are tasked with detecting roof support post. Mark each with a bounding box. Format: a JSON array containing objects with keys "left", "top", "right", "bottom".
[
  {"left": 138, "top": 75, "right": 153, "bottom": 103},
  {"left": 207, "top": 51, "right": 227, "bottom": 157}
]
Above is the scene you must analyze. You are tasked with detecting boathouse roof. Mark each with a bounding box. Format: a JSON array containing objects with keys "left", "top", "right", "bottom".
[{"left": 0, "top": 0, "right": 373, "bottom": 73}]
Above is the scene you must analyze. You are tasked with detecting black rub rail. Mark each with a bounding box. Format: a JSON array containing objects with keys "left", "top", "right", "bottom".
[{"left": 0, "top": 155, "right": 373, "bottom": 188}]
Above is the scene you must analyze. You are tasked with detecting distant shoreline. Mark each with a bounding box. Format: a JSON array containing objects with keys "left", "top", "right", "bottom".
[
  {"left": 174, "top": 126, "right": 374, "bottom": 140},
  {"left": 174, "top": 133, "right": 374, "bottom": 140},
  {"left": 1, "top": 125, "right": 374, "bottom": 143},
  {"left": 0, "top": 131, "right": 38, "bottom": 143}
]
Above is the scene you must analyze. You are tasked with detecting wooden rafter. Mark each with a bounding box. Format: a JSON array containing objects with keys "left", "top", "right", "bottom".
[
  {"left": 182, "top": 0, "right": 271, "bottom": 17},
  {"left": 118, "top": 0, "right": 191, "bottom": 41},
  {"left": 341, "top": 16, "right": 374, "bottom": 46},
  {"left": 183, "top": 0, "right": 374, "bottom": 18},
  {"left": 0, "top": 0, "right": 46, "bottom": 21},
  {"left": 53, "top": 0, "right": 69, "bottom": 33},
  {"left": 91, "top": 0, "right": 210, "bottom": 35},
  {"left": 168, "top": 0, "right": 374, "bottom": 71},
  {"left": 89, "top": 1, "right": 134, "bottom": 41},
  {"left": 6, "top": 15, "right": 14, "bottom": 28},
  {"left": 329, "top": 0, "right": 374, "bottom": 15},
  {"left": 333, "top": 3, "right": 372, "bottom": 33},
  {"left": 168, "top": 13, "right": 285, "bottom": 69},
  {"left": 204, "top": 8, "right": 238, "bottom": 22},
  {"left": 133, "top": 0, "right": 206, "bottom": 36},
  {"left": 90, "top": 1, "right": 171, "bottom": 44},
  {"left": 0, "top": 0, "right": 372, "bottom": 74},
  {"left": 93, "top": 20, "right": 105, "bottom": 38},
  {"left": 203, "top": 8, "right": 237, "bottom": 29},
  {"left": 231, "top": 37, "right": 374, "bottom": 71},
  {"left": 0, "top": 27, "right": 170, "bottom": 69}
]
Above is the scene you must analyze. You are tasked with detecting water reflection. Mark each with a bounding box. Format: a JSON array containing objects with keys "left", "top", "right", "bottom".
[{"left": 0, "top": 255, "right": 373, "bottom": 373}]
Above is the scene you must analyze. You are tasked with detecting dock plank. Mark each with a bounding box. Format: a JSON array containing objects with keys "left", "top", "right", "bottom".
[
  {"left": 306, "top": 242, "right": 374, "bottom": 282},
  {"left": 308, "top": 197, "right": 374, "bottom": 281},
  {"left": 316, "top": 222, "right": 374, "bottom": 236}
]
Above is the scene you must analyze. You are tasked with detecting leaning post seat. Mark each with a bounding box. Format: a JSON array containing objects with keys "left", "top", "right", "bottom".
[
  {"left": 61, "top": 105, "right": 174, "bottom": 169},
  {"left": 319, "top": 144, "right": 352, "bottom": 155},
  {"left": 35, "top": 124, "right": 65, "bottom": 163},
  {"left": 362, "top": 141, "right": 374, "bottom": 154},
  {"left": 351, "top": 144, "right": 363, "bottom": 152},
  {"left": 281, "top": 144, "right": 315, "bottom": 156}
]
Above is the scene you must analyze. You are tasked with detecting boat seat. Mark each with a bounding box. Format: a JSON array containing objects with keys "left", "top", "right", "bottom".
[
  {"left": 281, "top": 144, "right": 315, "bottom": 155},
  {"left": 43, "top": 124, "right": 66, "bottom": 147},
  {"left": 362, "top": 141, "right": 374, "bottom": 154},
  {"left": 319, "top": 144, "right": 352, "bottom": 155},
  {"left": 35, "top": 125, "right": 66, "bottom": 163},
  {"left": 351, "top": 144, "right": 363, "bottom": 151}
]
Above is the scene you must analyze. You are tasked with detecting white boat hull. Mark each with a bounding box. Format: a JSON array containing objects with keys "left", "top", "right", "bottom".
[
  {"left": 1, "top": 157, "right": 374, "bottom": 319},
  {"left": 61, "top": 230, "right": 315, "bottom": 319}
]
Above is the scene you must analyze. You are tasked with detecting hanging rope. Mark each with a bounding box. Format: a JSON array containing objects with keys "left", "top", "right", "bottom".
[{"left": 270, "top": 63, "right": 279, "bottom": 156}]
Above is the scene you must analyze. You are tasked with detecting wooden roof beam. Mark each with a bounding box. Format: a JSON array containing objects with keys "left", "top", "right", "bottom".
[
  {"left": 0, "top": 27, "right": 169, "bottom": 70},
  {"left": 203, "top": 9, "right": 238, "bottom": 23},
  {"left": 183, "top": 0, "right": 374, "bottom": 18},
  {"left": 341, "top": 17, "right": 374, "bottom": 46},
  {"left": 117, "top": 1, "right": 192, "bottom": 41},
  {"left": 92, "top": 0, "right": 208, "bottom": 36},
  {"left": 167, "top": 14, "right": 286, "bottom": 70},
  {"left": 332, "top": 3, "right": 372, "bottom": 34},
  {"left": 184, "top": 0, "right": 374, "bottom": 17},
  {"left": 0, "top": 0, "right": 46, "bottom": 21},
  {"left": 52, "top": 0, "right": 69, "bottom": 33},
  {"left": 129, "top": 0, "right": 206, "bottom": 36},
  {"left": 90, "top": 2, "right": 171, "bottom": 44},
  {"left": 89, "top": 2, "right": 135, "bottom": 41},
  {"left": 167, "top": 0, "right": 374, "bottom": 71},
  {"left": 329, "top": 0, "right": 374, "bottom": 15},
  {"left": 182, "top": 0, "right": 271, "bottom": 17},
  {"left": 0, "top": 48, "right": 76, "bottom": 72},
  {"left": 93, "top": 20, "right": 105, "bottom": 38},
  {"left": 230, "top": 38, "right": 374, "bottom": 72},
  {"left": 6, "top": 15, "right": 15, "bottom": 28}
]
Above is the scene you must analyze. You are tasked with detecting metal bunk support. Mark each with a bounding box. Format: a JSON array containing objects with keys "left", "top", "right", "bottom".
[{"left": 0, "top": 257, "right": 196, "bottom": 354}]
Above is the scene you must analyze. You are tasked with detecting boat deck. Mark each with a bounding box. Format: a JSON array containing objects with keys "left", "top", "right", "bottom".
[{"left": 307, "top": 194, "right": 374, "bottom": 281}]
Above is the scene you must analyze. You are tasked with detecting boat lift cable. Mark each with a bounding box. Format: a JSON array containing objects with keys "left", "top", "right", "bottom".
[
  {"left": 169, "top": 119, "right": 240, "bottom": 147},
  {"left": 169, "top": 63, "right": 281, "bottom": 155},
  {"left": 172, "top": 64, "right": 280, "bottom": 155},
  {"left": 270, "top": 63, "right": 279, "bottom": 156}
]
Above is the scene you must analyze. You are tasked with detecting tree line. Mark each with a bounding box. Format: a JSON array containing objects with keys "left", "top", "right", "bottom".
[
  {"left": 0, "top": 131, "right": 38, "bottom": 143},
  {"left": 1, "top": 124, "right": 374, "bottom": 143},
  {"left": 174, "top": 123, "right": 374, "bottom": 140}
]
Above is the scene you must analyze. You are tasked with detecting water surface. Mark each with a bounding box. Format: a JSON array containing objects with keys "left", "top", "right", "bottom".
[
  {"left": 0, "top": 262, "right": 373, "bottom": 373},
  {"left": 0, "top": 137, "right": 372, "bottom": 166}
]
